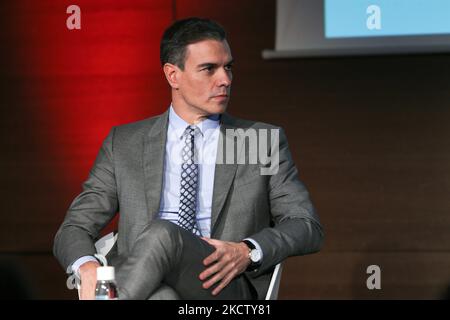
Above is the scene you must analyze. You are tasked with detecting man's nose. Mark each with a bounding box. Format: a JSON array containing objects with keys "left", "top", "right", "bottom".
[{"left": 217, "top": 68, "right": 232, "bottom": 87}]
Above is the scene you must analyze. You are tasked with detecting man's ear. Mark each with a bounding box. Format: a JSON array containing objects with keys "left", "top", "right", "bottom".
[{"left": 163, "top": 63, "right": 181, "bottom": 89}]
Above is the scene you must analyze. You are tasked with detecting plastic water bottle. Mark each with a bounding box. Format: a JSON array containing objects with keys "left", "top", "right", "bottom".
[{"left": 95, "top": 266, "right": 118, "bottom": 300}]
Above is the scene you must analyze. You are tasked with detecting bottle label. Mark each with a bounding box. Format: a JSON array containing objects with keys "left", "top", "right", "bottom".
[{"left": 95, "top": 295, "right": 118, "bottom": 300}]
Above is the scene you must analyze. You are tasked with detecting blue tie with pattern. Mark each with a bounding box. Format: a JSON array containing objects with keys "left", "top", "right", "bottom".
[{"left": 178, "top": 125, "right": 201, "bottom": 235}]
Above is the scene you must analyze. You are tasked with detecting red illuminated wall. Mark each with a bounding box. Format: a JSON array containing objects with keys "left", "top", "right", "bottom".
[
  {"left": 0, "top": 0, "right": 173, "bottom": 298},
  {"left": 7, "top": 0, "right": 171, "bottom": 184}
]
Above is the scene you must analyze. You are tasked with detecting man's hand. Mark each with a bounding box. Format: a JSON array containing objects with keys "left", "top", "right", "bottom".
[
  {"left": 199, "top": 238, "right": 251, "bottom": 296},
  {"left": 78, "top": 261, "right": 100, "bottom": 300}
]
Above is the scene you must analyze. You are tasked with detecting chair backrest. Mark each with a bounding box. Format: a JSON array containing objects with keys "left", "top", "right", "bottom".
[
  {"left": 94, "top": 232, "right": 118, "bottom": 256},
  {"left": 265, "top": 263, "right": 283, "bottom": 300}
]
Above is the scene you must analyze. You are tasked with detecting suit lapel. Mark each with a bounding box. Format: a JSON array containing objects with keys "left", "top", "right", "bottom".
[
  {"left": 210, "top": 113, "right": 244, "bottom": 236},
  {"left": 143, "top": 110, "right": 169, "bottom": 220}
]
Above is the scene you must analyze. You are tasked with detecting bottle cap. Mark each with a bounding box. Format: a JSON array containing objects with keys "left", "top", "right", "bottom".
[{"left": 96, "top": 266, "right": 115, "bottom": 281}]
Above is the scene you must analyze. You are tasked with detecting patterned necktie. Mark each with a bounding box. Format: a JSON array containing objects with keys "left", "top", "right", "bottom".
[{"left": 178, "top": 125, "right": 201, "bottom": 235}]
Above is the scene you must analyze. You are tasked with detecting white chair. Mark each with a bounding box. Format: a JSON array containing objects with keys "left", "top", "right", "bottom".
[
  {"left": 94, "top": 232, "right": 118, "bottom": 257},
  {"left": 265, "top": 262, "right": 283, "bottom": 300},
  {"left": 78, "top": 232, "right": 283, "bottom": 300}
]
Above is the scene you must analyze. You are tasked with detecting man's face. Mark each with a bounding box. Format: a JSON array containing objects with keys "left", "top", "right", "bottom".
[{"left": 175, "top": 39, "right": 233, "bottom": 116}]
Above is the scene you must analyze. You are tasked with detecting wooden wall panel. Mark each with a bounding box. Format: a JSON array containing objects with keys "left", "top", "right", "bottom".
[
  {"left": 279, "top": 253, "right": 450, "bottom": 299},
  {"left": 177, "top": 0, "right": 450, "bottom": 299}
]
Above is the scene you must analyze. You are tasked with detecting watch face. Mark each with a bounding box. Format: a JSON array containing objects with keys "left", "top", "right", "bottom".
[{"left": 250, "top": 249, "right": 262, "bottom": 263}]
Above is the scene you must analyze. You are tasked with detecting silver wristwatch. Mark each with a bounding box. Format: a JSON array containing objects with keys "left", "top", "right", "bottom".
[{"left": 242, "top": 240, "right": 262, "bottom": 271}]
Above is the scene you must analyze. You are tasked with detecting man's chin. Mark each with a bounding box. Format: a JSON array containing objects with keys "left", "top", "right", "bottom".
[
  {"left": 211, "top": 102, "right": 228, "bottom": 114},
  {"left": 192, "top": 101, "right": 228, "bottom": 117}
]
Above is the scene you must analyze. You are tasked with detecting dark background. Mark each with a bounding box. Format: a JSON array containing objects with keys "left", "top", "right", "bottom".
[{"left": 1, "top": 0, "right": 449, "bottom": 299}]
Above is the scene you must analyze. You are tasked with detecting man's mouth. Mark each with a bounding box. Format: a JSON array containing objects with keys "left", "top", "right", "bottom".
[
  {"left": 212, "top": 95, "right": 228, "bottom": 101},
  {"left": 212, "top": 94, "right": 228, "bottom": 99}
]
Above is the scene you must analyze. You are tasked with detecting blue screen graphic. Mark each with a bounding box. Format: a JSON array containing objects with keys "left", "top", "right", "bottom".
[{"left": 325, "top": 0, "right": 450, "bottom": 38}]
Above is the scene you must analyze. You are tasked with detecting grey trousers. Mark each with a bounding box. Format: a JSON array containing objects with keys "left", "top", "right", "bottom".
[{"left": 115, "top": 219, "right": 253, "bottom": 300}]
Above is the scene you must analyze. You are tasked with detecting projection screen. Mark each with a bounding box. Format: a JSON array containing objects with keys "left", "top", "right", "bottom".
[{"left": 262, "top": 0, "right": 450, "bottom": 59}]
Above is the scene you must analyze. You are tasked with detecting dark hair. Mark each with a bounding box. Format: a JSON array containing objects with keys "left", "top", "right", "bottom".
[{"left": 160, "top": 17, "right": 226, "bottom": 70}]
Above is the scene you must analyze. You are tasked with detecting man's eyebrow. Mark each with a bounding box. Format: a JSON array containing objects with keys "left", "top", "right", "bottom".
[
  {"left": 197, "top": 62, "right": 218, "bottom": 69},
  {"left": 197, "top": 59, "right": 234, "bottom": 69}
]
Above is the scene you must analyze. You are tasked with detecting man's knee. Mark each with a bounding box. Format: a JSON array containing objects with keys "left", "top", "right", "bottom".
[
  {"left": 137, "top": 220, "right": 183, "bottom": 247},
  {"left": 148, "top": 219, "right": 180, "bottom": 236},
  {"left": 125, "top": 220, "right": 185, "bottom": 275},
  {"left": 147, "top": 284, "right": 180, "bottom": 300}
]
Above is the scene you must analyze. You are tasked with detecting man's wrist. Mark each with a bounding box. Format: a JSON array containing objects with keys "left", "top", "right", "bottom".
[
  {"left": 79, "top": 260, "right": 100, "bottom": 273},
  {"left": 71, "top": 255, "right": 99, "bottom": 277},
  {"left": 242, "top": 240, "right": 262, "bottom": 272}
]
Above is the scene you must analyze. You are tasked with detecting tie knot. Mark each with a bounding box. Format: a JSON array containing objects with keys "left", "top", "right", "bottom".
[{"left": 184, "top": 125, "right": 199, "bottom": 137}]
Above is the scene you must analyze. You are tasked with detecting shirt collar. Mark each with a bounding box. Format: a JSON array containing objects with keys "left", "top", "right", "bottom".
[{"left": 169, "top": 104, "right": 220, "bottom": 141}]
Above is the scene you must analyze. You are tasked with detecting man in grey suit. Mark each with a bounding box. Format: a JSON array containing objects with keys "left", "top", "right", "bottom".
[{"left": 53, "top": 17, "right": 324, "bottom": 300}]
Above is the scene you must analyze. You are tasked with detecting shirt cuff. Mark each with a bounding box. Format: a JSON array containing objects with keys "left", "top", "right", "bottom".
[
  {"left": 243, "top": 238, "right": 264, "bottom": 262},
  {"left": 71, "top": 256, "right": 98, "bottom": 276}
]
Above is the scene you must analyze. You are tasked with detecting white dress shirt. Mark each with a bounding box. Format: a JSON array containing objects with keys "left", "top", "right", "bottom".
[{"left": 158, "top": 105, "right": 221, "bottom": 237}]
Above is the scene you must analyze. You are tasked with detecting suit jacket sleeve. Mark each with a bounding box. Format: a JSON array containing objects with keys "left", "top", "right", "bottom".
[
  {"left": 53, "top": 128, "right": 118, "bottom": 272},
  {"left": 247, "top": 127, "right": 324, "bottom": 276}
]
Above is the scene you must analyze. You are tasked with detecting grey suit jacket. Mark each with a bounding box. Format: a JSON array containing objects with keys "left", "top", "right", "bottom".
[{"left": 53, "top": 109, "right": 324, "bottom": 299}]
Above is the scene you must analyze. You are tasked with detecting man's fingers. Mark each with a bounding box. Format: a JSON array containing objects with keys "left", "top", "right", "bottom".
[
  {"left": 203, "top": 247, "right": 223, "bottom": 266},
  {"left": 202, "top": 262, "right": 234, "bottom": 290},
  {"left": 199, "top": 240, "right": 246, "bottom": 295},
  {"left": 199, "top": 260, "right": 223, "bottom": 280},
  {"left": 80, "top": 277, "right": 96, "bottom": 300},
  {"left": 202, "top": 237, "right": 220, "bottom": 247},
  {"left": 79, "top": 261, "right": 99, "bottom": 300},
  {"left": 212, "top": 270, "right": 236, "bottom": 296}
]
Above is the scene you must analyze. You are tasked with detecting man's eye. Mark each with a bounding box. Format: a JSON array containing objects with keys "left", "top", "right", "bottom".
[
  {"left": 203, "top": 66, "right": 214, "bottom": 72},
  {"left": 225, "top": 65, "right": 233, "bottom": 71}
]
